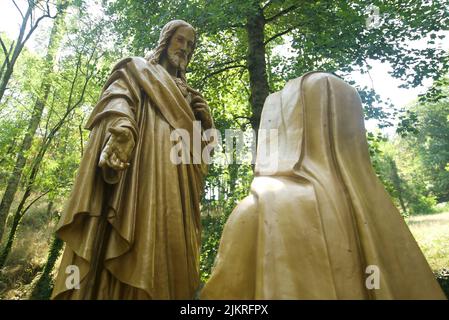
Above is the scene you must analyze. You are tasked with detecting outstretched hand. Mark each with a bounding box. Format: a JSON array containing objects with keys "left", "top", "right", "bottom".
[{"left": 99, "top": 126, "right": 135, "bottom": 171}]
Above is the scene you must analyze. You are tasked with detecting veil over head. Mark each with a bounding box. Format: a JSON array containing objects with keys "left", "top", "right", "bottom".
[{"left": 201, "top": 72, "right": 446, "bottom": 299}]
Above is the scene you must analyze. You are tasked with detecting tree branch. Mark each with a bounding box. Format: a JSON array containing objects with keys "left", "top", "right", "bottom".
[
  {"left": 363, "top": 57, "right": 376, "bottom": 92},
  {"left": 239, "top": 78, "right": 250, "bottom": 97},
  {"left": 234, "top": 115, "right": 251, "bottom": 121},
  {"left": 227, "top": 23, "right": 245, "bottom": 29},
  {"left": 12, "top": 0, "right": 25, "bottom": 19},
  {"left": 207, "top": 57, "right": 244, "bottom": 70},
  {"left": 234, "top": 115, "right": 252, "bottom": 130},
  {"left": 0, "top": 40, "right": 15, "bottom": 77},
  {"left": 264, "top": 25, "right": 299, "bottom": 45},
  {"left": 23, "top": 0, "right": 60, "bottom": 46},
  {"left": 20, "top": 190, "right": 50, "bottom": 217},
  {"left": 34, "top": 0, "right": 48, "bottom": 12},
  {"left": 79, "top": 122, "right": 84, "bottom": 157},
  {"left": 262, "top": 0, "right": 274, "bottom": 11},
  {"left": 0, "top": 36, "right": 11, "bottom": 67},
  {"left": 43, "top": 89, "right": 55, "bottom": 139},
  {"left": 265, "top": 4, "right": 299, "bottom": 23},
  {"left": 66, "top": 52, "right": 82, "bottom": 108},
  {"left": 202, "top": 64, "right": 247, "bottom": 82}
]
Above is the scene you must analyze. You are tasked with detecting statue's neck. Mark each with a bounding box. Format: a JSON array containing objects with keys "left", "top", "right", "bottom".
[{"left": 159, "top": 57, "right": 179, "bottom": 77}]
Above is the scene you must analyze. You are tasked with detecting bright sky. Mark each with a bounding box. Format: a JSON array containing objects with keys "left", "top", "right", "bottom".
[
  {"left": 1, "top": 0, "right": 448, "bottom": 133},
  {"left": 348, "top": 36, "right": 449, "bottom": 133},
  {"left": 0, "top": 0, "right": 55, "bottom": 55}
]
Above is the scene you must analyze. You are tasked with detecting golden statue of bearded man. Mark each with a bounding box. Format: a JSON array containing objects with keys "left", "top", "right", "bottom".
[{"left": 52, "top": 20, "right": 213, "bottom": 300}]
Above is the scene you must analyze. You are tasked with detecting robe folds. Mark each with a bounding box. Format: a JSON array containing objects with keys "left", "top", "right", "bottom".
[
  {"left": 52, "top": 57, "right": 210, "bottom": 299},
  {"left": 201, "top": 72, "right": 446, "bottom": 300}
]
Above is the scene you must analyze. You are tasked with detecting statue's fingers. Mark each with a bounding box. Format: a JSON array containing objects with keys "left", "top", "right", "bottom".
[
  {"left": 112, "top": 152, "right": 122, "bottom": 165},
  {"left": 191, "top": 95, "right": 206, "bottom": 104},
  {"left": 117, "top": 158, "right": 130, "bottom": 170},
  {"left": 187, "top": 86, "right": 203, "bottom": 97},
  {"left": 193, "top": 103, "right": 207, "bottom": 111},
  {"left": 109, "top": 152, "right": 120, "bottom": 168},
  {"left": 107, "top": 152, "right": 116, "bottom": 165},
  {"left": 115, "top": 157, "right": 129, "bottom": 171},
  {"left": 105, "top": 156, "right": 116, "bottom": 169},
  {"left": 195, "top": 107, "right": 208, "bottom": 113},
  {"left": 120, "top": 160, "right": 131, "bottom": 170},
  {"left": 191, "top": 95, "right": 202, "bottom": 103},
  {"left": 110, "top": 159, "right": 124, "bottom": 171}
]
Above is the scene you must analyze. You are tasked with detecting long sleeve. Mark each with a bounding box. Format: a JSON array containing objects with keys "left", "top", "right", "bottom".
[
  {"left": 100, "top": 111, "right": 137, "bottom": 184},
  {"left": 85, "top": 64, "right": 141, "bottom": 184}
]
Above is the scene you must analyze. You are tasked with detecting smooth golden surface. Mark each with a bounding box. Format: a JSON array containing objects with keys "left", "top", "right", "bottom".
[
  {"left": 51, "top": 56, "right": 209, "bottom": 299},
  {"left": 201, "top": 72, "right": 446, "bottom": 299}
]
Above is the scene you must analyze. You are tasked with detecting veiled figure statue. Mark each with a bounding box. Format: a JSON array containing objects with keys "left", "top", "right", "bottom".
[
  {"left": 201, "top": 72, "right": 446, "bottom": 299},
  {"left": 51, "top": 20, "right": 213, "bottom": 299}
]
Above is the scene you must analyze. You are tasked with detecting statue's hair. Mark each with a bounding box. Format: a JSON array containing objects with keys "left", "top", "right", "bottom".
[{"left": 145, "top": 20, "right": 197, "bottom": 83}]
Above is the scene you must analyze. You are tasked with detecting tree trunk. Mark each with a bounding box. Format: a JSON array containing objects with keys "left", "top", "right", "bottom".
[
  {"left": 0, "top": 135, "right": 17, "bottom": 171},
  {"left": 229, "top": 163, "right": 238, "bottom": 195},
  {"left": 0, "top": 57, "right": 91, "bottom": 265},
  {"left": 46, "top": 201, "right": 54, "bottom": 221},
  {"left": 0, "top": 208, "right": 22, "bottom": 268},
  {"left": 0, "top": 63, "right": 17, "bottom": 103},
  {"left": 29, "top": 234, "right": 64, "bottom": 300},
  {"left": 0, "top": 124, "right": 57, "bottom": 266},
  {"left": 0, "top": 4, "right": 33, "bottom": 103},
  {"left": 0, "top": 12, "right": 66, "bottom": 241},
  {"left": 388, "top": 157, "right": 408, "bottom": 215},
  {"left": 246, "top": 4, "right": 270, "bottom": 133}
]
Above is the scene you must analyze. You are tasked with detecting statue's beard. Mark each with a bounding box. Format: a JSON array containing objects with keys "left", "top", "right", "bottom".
[{"left": 168, "top": 52, "right": 187, "bottom": 72}]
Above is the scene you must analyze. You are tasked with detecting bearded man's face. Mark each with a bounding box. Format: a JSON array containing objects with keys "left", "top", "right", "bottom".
[{"left": 166, "top": 26, "right": 195, "bottom": 71}]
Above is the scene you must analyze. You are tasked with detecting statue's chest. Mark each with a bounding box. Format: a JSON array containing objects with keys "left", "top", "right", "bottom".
[{"left": 172, "top": 77, "right": 192, "bottom": 104}]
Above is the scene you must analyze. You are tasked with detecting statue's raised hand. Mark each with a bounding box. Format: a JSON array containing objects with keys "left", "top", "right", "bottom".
[
  {"left": 99, "top": 126, "right": 135, "bottom": 171},
  {"left": 191, "top": 95, "right": 213, "bottom": 130}
]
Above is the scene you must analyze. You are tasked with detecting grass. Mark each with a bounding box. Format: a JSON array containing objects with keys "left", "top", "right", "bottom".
[
  {"left": 406, "top": 211, "right": 449, "bottom": 272},
  {"left": 0, "top": 203, "right": 56, "bottom": 299}
]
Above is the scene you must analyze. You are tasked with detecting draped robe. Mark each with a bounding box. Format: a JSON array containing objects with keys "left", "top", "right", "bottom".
[
  {"left": 200, "top": 72, "right": 446, "bottom": 299},
  {"left": 51, "top": 57, "right": 209, "bottom": 299}
]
